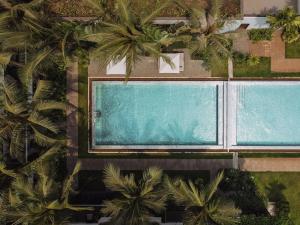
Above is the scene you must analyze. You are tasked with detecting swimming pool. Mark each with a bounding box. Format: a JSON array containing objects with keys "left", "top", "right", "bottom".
[
  {"left": 92, "top": 81, "right": 224, "bottom": 149},
  {"left": 91, "top": 80, "right": 300, "bottom": 151},
  {"left": 228, "top": 82, "right": 300, "bottom": 147}
]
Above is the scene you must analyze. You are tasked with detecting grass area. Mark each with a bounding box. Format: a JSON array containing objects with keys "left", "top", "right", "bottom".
[
  {"left": 211, "top": 57, "right": 274, "bottom": 78},
  {"left": 79, "top": 170, "right": 210, "bottom": 192},
  {"left": 234, "top": 57, "right": 271, "bottom": 77},
  {"left": 233, "top": 57, "right": 300, "bottom": 77},
  {"left": 286, "top": 41, "right": 300, "bottom": 58},
  {"left": 252, "top": 172, "right": 300, "bottom": 223},
  {"left": 211, "top": 58, "right": 228, "bottom": 77},
  {"left": 78, "top": 63, "right": 89, "bottom": 154}
]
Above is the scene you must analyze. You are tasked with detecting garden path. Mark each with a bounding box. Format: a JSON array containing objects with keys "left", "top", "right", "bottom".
[{"left": 234, "top": 29, "right": 300, "bottom": 73}]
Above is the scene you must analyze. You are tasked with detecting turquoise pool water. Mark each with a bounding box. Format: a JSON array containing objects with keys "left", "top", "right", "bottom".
[
  {"left": 237, "top": 84, "right": 300, "bottom": 146},
  {"left": 93, "top": 82, "right": 221, "bottom": 146}
]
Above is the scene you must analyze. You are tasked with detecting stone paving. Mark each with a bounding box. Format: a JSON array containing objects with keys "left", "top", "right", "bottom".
[
  {"left": 269, "top": 30, "right": 300, "bottom": 73},
  {"left": 234, "top": 29, "right": 300, "bottom": 73}
]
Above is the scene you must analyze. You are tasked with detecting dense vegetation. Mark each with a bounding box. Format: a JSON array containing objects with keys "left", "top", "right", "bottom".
[
  {"left": 0, "top": 0, "right": 299, "bottom": 224},
  {"left": 248, "top": 28, "right": 273, "bottom": 41}
]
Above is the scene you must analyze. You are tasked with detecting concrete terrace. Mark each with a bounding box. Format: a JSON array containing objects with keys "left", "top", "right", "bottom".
[
  {"left": 88, "top": 49, "right": 212, "bottom": 78},
  {"left": 242, "top": 0, "right": 300, "bottom": 16}
]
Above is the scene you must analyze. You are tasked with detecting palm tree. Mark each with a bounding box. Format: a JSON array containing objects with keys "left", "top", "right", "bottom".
[
  {"left": 0, "top": 157, "right": 91, "bottom": 225},
  {"left": 0, "top": 0, "right": 83, "bottom": 85},
  {"left": 165, "top": 171, "right": 240, "bottom": 225},
  {"left": 0, "top": 76, "right": 66, "bottom": 163},
  {"left": 267, "top": 7, "right": 300, "bottom": 43},
  {"left": 101, "top": 164, "right": 167, "bottom": 225},
  {"left": 174, "top": 0, "right": 232, "bottom": 69},
  {"left": 82, "top": 0, "right": 176, "bottom": 80}
]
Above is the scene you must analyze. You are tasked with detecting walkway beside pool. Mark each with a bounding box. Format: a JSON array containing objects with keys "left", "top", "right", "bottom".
[
  {"left": 88, "top": 49, "right": 212, "bottom": 78},
  {"left": 76, "top": 157, "right": 300, "bottom": 178}
]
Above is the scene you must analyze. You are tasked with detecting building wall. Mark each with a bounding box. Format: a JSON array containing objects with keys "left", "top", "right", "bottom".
[{"left": 242, "top": 0, "right": 298, "bottom": 16}]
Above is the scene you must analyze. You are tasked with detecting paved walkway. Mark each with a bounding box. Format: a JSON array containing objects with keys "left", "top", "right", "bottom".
[
  {"left": 80, "top": 158, "right": 233, "bottom": 177},
  {"left": 234, "top": 29, "right": 300, "bottom": 73},
  {"left": 269, "top": 30, "right": 300, "bottom": 73},
  {"left": 77, "top": 157, "right": 300, "bottom": 178},
  {"left": 239, "top": 158, "right": 300, "bottom": 172}
]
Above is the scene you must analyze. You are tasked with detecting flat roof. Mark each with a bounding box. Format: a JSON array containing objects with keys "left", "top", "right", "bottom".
[{"left": 242, "top": 0, "right": 298, "bottom": 16}]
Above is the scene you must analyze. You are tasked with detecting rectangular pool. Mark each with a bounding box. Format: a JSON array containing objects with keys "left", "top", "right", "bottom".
[
  {"left": 92, "top": 81, "right": 224, "bottom": 148},
  {"left": 228, "top": 82, "right": 300, "bottom": 146},
  {"left": 91, "top": 81, "right": 300, "bottom": 151}
]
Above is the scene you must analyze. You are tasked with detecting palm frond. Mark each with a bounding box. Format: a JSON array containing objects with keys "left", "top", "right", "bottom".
[
  {"left": 141, "top": 0, "right": 172, "bottom": 25},
  {"left": 85, "top": 0, "right": 105, "bottom": 16},
  {"left": 20, "top": 47, "right": 53, "bottom": 86},
  {"left": 0, "top": 161, "right": 17, "bottom": 178},
  {"left": 28, "top": 111, "right": 59, "bottom": 134},
  {"left": 116, "top": 0, "right": 132, "bottom": 25},
  {"left": 61, "top": 161, "right": 81, "bottom": 200},
  {"left": 3, "top": 76, "right": 25, "bottom": 105},
  {"left": 32, "top": 126, "right": 61, "bottom": 147},
  {"left": 32, "top": 80, "right": 53, "bottom": 101},
  {"left": 103, "top": 164, "right": 136, "bottom": 192},
  {"left": 35, "top": 101, "right": 67, "bottom": 112},
  {"left": 205, "top": 171, "right": 224, "bottom": 202}
]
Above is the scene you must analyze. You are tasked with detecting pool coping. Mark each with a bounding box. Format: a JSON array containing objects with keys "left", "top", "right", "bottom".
[{"left": 88, "top": 77, "right": 300, "bottom": 153}]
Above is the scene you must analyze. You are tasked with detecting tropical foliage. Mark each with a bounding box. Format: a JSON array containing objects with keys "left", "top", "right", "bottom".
[
  {"left": 0, "top": 148, "right": 90, "bottom": 225},
  {"left": 267, "top": 7, "right": 300, "bottom": 43},
  {"left": 165, "top": 171, "right": 240, "bottom": 225},
  {"left": 101, "top": 164, "right": 166, "bottom": 225},
  {"left": 174, "top": 0, "right": 232, "bottom": 69},
  {"left": 81, "top": 0, "right": 178, "bottom": 80},
  {"left": 0, "top": 76, "right": 66, "bottom": 163},
  {"left": 248, "top": 28, "right": 273, "bottom": 41},
  {"left": 0, "top": 0, "right": 83, "bottom": 85}
]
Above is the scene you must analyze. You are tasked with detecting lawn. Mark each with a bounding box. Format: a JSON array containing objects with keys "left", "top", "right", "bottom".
[
  {"left": 252, "top": 172, "right": 300, "bottom": 224},
  {"left": 234, "top": 57, "right": 271, "bottom": 77},
  {"left": 233, "top": 57, "right": 300, "bottom": 77},
  {"left": 211, "top": 58, "right": 228, "bottom": 77},
  {"left": 212, "top": 57, "right": 272, "bottom": 77},
  {"left": 285, "top": 41, "right": 300, "bottom": 58}
]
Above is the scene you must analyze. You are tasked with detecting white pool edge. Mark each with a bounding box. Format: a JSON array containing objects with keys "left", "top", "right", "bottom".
[{"left": 90, "top": 80, "right": 300, "bottom": 152}]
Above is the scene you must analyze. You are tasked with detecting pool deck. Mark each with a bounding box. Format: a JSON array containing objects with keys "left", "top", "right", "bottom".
[{"left": 88, "top": 49, "right": 212, "bottom": 78}]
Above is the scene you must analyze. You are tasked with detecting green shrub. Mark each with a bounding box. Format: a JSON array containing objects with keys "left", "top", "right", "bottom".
[
  {"left": 247, "top": 55, "right": 260, "bottom": 66},
  {"left": 220, "top": 169, "right": 268, "bottom": 215},
  {"left": 233, "top": 52, "right": 260, "bottom": 66},
  {"left": 248, "top": 28, "right": 273, "bottom": 41}
]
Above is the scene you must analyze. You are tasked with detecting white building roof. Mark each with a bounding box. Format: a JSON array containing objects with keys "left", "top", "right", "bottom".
[
  {"left": 159, "top": 53, "right": 180, "bottom": 74},
  {"left": 220, "top": 17, "right": 270, "bottom": 33},
  {"left": 106, "top": 58, "right": 126, "bottom": 75}
]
